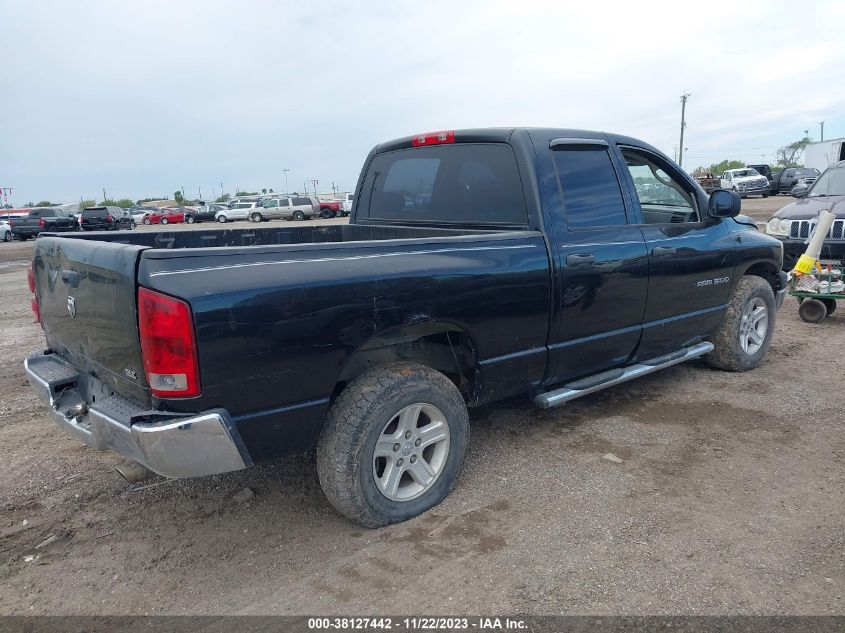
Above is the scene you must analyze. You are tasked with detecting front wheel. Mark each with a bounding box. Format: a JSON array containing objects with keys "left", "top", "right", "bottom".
[
  {"left": 250, "top": 212, "right": 263, "bottom": 223},
  {"left": 186, "top": 215, "right": 195, "bottom": 224},
  {"left": 317, "top": 362, "right": 469, "bottom": 528},
  {"left": 3, "top": 230, "right": 10, "bottom": 242},
  {"left": 160, "top": 218, "right": 169, "bottom": 225},
  {"left": 706, "top": 276, "right": 776, "bottom": 371},
  {"left": 821, "top": 298, "right": 837, "bottom": 316}
]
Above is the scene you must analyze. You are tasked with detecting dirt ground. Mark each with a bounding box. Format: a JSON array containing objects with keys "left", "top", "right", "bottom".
[{"left": 1, "top": 202, "right": 842, "bottom": 615}]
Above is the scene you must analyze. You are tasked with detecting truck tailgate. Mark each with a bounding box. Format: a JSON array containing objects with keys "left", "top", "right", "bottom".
[{"left": 33, "top": 236, "right": 151, "bottom": 406}]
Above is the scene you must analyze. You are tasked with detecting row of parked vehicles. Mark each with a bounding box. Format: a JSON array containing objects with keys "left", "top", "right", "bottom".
[
  {"left": 1, "top": 193, "right": 357, "bottom": 241},
  {"left": 695, "top": 165, "right": 821, "bottom": 198}
]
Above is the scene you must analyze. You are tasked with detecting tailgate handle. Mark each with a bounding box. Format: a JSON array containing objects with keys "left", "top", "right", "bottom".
[{"left": 61, "top": 270, "right": 80, "bottom": 287}]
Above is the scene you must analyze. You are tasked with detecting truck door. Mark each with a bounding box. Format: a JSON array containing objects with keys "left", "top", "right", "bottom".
[
  {"left": 540, "top": 138, "right": 649, "bottom": 384},
  {"left": 617, "top": 146, "right": 736, "bottom": 359}
]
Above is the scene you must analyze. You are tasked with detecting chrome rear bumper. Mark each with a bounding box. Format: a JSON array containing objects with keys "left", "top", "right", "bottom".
[{"left": 24, "top": 353, "right": 251, "bottom": 479}]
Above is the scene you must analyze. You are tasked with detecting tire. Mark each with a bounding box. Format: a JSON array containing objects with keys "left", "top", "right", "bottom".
[
  {"left": 161, "top": 218, "right": 169, "bottom": 225},
  {"left": 799, "top": 298, "right": 828, "bottom": 323},
  {"left": 143, "top": 218, "right": 151, "bottom": 225},
  {"left": 320, "top": 208, "right": 332, "bottom": 219},
  {"left": 820, "top": 298, "right": 837, "bottom": 315},
  {"left": 250, "top": 212, "right": 263, "bottom": 223},
  {"left": 18, "top": 235, "right": 29, "bottom": 241},
  {"left": 317, "top": 362, "right": 469, "bottom": 528},
  {"left": 705, "top": 276, "right": 776, "bottom": 371},
  {"left": 3, "top": 230, "right": 10, "bottom": 242},
  {"left": 762, "top": 193, "right": 769, "bottom": 198},
  {"left": 217, "top": 215, "right": 227, "bottom": 223},
  {"left": 186, "top": 215, "right": 195, "bottom": 224},
  {"left": 293, "top": 211, "right": 305, "bottom": 221}
]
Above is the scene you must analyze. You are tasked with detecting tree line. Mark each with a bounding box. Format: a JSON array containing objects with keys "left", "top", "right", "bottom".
[{"left": 694, "top": 137, "right": 813, "bottom": 175}]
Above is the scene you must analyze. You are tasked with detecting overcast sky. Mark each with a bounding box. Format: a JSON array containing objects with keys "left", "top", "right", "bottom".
[{"left": 1, "top": 0, "right": 843, "bottom": 205}]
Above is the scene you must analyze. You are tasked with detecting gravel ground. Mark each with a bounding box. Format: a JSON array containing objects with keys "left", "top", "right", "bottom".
[{"left": 0, "top": 202, "right": 842, "bottom": 615}]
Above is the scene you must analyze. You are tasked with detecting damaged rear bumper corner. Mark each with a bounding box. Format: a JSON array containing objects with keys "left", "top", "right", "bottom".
[{"left": 24, "top": 352, "right": 251, "bottom": 479}]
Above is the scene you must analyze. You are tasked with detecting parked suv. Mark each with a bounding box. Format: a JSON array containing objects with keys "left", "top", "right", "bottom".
[
  {"left": 720, "top": 168, "right": 770, "bottom": 198},
  {"left": 11, "top": 207, "right": 80, "bottom": 239},
  {"left": 185, "top": 204, "right": 227, "bottom": 223},
  {"left": 765, "top": 161, "right": 845, "bottom": 269},
  {"left": 777, "top": 167, "right": 820, "bottom": 194},
  {"left": 216, "top": 201, "right": 259, "bottom": 223},
  {"left": 254, "top": 196, "right": 319, "bottom": 222},
  {"left": 81, "top": 206, "right": 134, "bottom": 231}
]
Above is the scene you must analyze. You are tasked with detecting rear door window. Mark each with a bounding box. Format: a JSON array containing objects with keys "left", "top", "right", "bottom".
[
  {"left": 359, "top": 144, "right": 527, "bottom": 225},
  {"left": 292, "top": 197, "right": 311, "bottom": 206},
  {"left": 552, "top": 146, "right": 628, "bottom": 228}
]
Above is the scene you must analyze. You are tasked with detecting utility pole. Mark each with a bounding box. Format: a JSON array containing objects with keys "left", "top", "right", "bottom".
[
  {"left": 678, "top": 93, "right": 691, "bottom": 169},
  {"left": 283, "top": 169, "right": 290, "bottom": 195},
  {"left": 102, "top": 188, "right": 107, "bottom": 202},
  {"left": 310, "top": 179, "right": 319, "bottom": 197},
  {"left": 820, "top": 121, "right": 825, "bottom": 142},
  {"left": 220, "top": 182, "right": 224, "bottom": 199},
  {"left": 198, "top": 186, "right": 202, "bottom": 201}
]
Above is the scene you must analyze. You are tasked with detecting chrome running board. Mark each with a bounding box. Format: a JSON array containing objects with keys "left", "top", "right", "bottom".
[{"left": 533, "top": 341, "right": 714, "bottom": 409}]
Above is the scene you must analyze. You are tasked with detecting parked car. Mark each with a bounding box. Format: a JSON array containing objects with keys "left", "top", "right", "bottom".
[
  {"left": 341, "top": 193, "right": 353, "bottom": 216},
  {"left": 185, "top": 204, "right": 227, "bottom": 224},
  {"left": 765, "top": 160, "right": 845, "bottom": 270},
  {"left": 317, "top": 200, "right": 342, "bottom": 218},
  {"left": 24, "top": 127, "right": 786, "bottom": 527},
  {"left": 777, "top": 167, "right": 820, "bottom": 194},
  {"left": 130, "top": 207, "right": 156, "bottom": 225},
  {"left": 10, "top": 207, "right": 79, "bottom": 240},
  {"left": 143, "top": 208, "right": 186, "bottom": 225},
  {"left": 252, "top": 197, "right": 319, "bottom": 222},
  {"left": 80, "top": 206, "right": 135, "bottom": 231},
  {"left": 746, "top": 163, "right": 781, "bottom": 195},
  {"left": 1, "top": 218, "right": 11, "bottom": 242},
  {"left": 693, "top": 172, "right": 720, "bottom": 194},
  {"left": 719, "top": 168, "right": 770, "bottom": 198},
  {"left": 215, "top": 201, "right": 260, "bottom": 223}
]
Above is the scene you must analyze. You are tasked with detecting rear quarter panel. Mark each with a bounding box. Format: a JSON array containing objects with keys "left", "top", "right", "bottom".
[{"left": 138, "top": 234, "right": 551, "bottom": 459}]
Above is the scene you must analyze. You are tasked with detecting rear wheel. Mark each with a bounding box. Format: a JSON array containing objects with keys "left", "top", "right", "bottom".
[
  {"left": 250, "top": 212, "right": 263, "bottom": 223},
  {"left": 706, "top": 276, "right": 776, "bottom": 371},
  {"left": 186, "top": 215, "right": 195, "bottom": 224},
  {"left": 143, "top": 218, "right": 151, "bottom": 225},
  {"left": 18, "top": 235, "right": 29, "bottom": 241},
  {"left": 217, "top": 215, "right": 227, "bottom": 223},
  {"left": 161, "top": 218, "right": 169, "bottom": 225},
  {"left": 317, "top": 362, "right": 469, "bottom": 528},
  {"left": 293, "top": 210, "right": 305, "bottom": 221},
  {"left": 799, "top": 298, "right": 828, "bottom": 323},
  {"left": 821, "top": 298, "right": 837, "bottom": 315},
  {"left": 3, "top": 230, "right": 10, "bottom": 242}
]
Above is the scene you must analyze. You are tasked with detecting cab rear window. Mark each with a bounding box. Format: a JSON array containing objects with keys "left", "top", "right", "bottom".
[
  {"left": 359, "top": 144, "right": 527, "bottom": 225},
  {"left": 82, "top": 207, "right": 109, "bottom": 218}
]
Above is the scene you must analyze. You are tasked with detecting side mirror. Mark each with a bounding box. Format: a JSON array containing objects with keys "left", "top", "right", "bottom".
[
  {"left": 708, "top": 189, "right": 741, "bottom": 218},
  {"left": 791, "top": 185, "right": 809, "bottom": 198}
]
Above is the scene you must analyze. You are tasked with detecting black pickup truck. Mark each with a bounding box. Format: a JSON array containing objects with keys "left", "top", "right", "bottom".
[
  {"left": 25, "top": 128, "right": 787, "bottom": 527},
  {"left": 11, "top": 207, "right": 79, "bottom": 239}
]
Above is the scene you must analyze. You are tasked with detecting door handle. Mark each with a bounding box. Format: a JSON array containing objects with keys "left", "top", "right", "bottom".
[
  {"left": 651, "top": 246, "right": 676, "bottom": 257},
  {"left": 61, "top": 269, "right": 80, "bottom": 287},
  {"left": 565, "top": 253, "right": 596, "bottom": 265}
]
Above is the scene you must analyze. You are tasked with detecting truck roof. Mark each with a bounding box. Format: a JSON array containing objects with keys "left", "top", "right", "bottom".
[{"left": 374, "top": 127, "right": 665, "bottom": 157}]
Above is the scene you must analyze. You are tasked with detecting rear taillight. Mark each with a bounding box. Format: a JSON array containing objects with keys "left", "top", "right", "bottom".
[
  {"left": 38, "top": 218, "right": 46, "bottom": 228},
  {"left": 106, "top": 215, "right": 113, "bottom": 222},
  {"left": 28, "top": 262, "right": 41, "bottom": 325},
  {"left": 138, "top": 287, "right": 200, "bottom": 398},
  {"left": 411, "top": 130, "right": 455, "bottom": 147}
]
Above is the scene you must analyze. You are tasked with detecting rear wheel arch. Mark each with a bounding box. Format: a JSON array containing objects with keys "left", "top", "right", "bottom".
[{"left": 334, "top": 323, "right": 480, "bottom": 405}]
